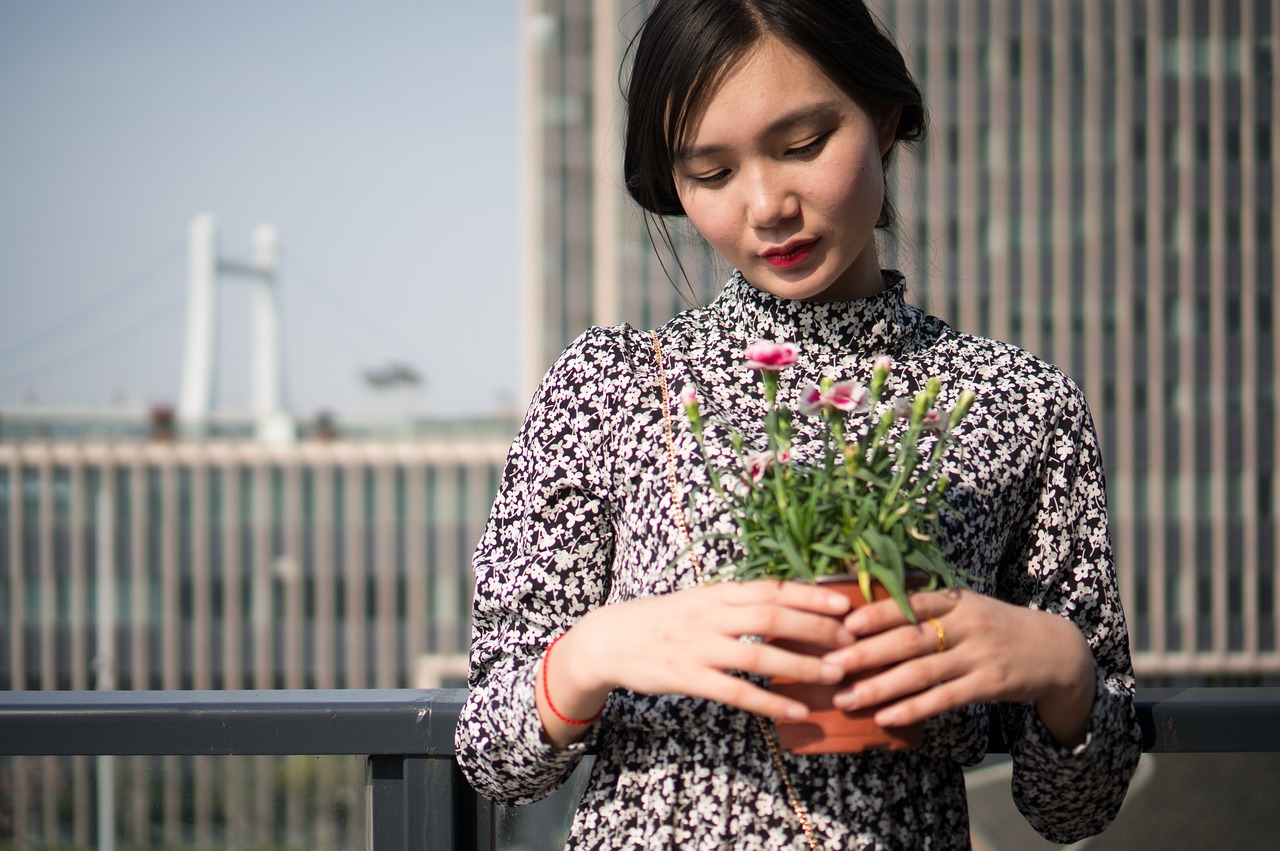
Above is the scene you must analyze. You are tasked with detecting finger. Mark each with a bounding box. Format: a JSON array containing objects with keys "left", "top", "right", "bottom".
[
  {"left": 681, "top": 668, "right": 812, "bottom": 721},
  {"left": 697, "top": 635, "right": 845, "bottom": 684},
  {"left": 822, "top": 616, "right": 950, "bottom": 674},
  {"left": 832, "top": 650, "right": 961, "bottom": 712},
  {"left": 710, "top": 602, "right": 853, "bottom": 648},
  {"left": 710, "top": 579, "right": 852, "bottom": 616},
  {"left": 872, "top": 677, "right": 982, "bottom": 728},
  {"left": 842, "top": 589, "right": 961, "bottom": 635}
]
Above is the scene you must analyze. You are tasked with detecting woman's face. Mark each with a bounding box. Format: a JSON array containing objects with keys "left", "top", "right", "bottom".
[{"left": 673, "top": 37, "right": 900, "bottom": 303}]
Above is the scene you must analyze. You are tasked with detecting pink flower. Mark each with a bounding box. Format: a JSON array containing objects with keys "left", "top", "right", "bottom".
[
  {"left": 872, "top": 355, "right": 894, "bottom": 372},
  {"left": 743, "top": 450, "right": 790, "bottom": 482},
  {"left": 743, "top": 341, "right": 798, "bottom": 371},
  {"left": 922, "top": 409, "right": 946, "bottom": 432},
  {"left": 891, "top": 396, "right": 914, "bottom": 421},
  {"left": 744, "top": 451, "right": 774, "bottom": 482},
  {"left": 799, "top": 381, "right": 869, "bottom": 417},
  {"left": 798, "top": 385, "right": 826, "bottom": 417},
  {"left": 678, "top": 385, "right": 697, "bottom": 407},
  {"left": 824, "top": 381, "right": 869, "bottom": 413}
]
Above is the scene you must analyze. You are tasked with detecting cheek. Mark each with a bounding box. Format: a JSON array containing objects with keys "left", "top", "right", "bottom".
[
  {"left": 816, "top": 156, "right": 883, "bottom": 222},
  {"left": 682, "top": 194, "right": 741, "bottom": 254}
]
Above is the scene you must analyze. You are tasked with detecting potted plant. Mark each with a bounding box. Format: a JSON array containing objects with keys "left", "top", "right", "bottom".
[{"left": 678, "top": 342, "right": 975, "bottom": 753}]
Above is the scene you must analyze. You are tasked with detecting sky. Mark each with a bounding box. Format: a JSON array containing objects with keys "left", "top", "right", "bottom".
[{"left": 0, "top": 1, "right": 521, "bottom": 419}]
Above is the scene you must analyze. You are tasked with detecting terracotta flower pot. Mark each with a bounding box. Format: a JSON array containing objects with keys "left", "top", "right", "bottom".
[{"left": 768, "top": 572, "right": 928, "bottom": 755}]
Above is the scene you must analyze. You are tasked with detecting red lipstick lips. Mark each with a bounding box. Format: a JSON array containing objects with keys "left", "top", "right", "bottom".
[{"left": 762, "top": 239, "right": 816, "bottom": 269}]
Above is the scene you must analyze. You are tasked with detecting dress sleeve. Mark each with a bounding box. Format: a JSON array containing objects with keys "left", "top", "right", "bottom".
[
  {"left": 996, "top": 379, "right": 1143, "bottom": 843},
  {"left": 454, "top": 327, "right": 622, "bottom": 805}
]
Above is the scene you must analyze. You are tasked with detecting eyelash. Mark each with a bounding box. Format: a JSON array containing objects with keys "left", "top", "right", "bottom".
[
  {"left": 787, "top": 131, "right": 832, "bottom": 157},
  {"left": 688, "top": 131, "right": 833, "bottom": 185}
]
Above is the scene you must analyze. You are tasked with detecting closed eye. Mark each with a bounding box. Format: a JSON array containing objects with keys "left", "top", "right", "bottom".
[
  {"left": 786, "top": 131, "right": 833, "bottom": 157},
  {"left": 690, "top": 168, "right": 731, "bottom": 185}
]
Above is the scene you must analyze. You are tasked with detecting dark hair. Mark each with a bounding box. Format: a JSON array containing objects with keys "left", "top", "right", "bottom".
[{"left": 623, "top": 0, "right": 927, "bottom": 231}]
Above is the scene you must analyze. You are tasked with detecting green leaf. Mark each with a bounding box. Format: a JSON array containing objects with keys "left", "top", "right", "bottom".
[{"left": 778, "top": 534, "right": 813, "bottom": 580}]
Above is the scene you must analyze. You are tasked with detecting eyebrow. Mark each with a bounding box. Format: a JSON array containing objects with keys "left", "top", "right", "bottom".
[{"left": 676, "top": 101, "right": 843, "bottom": 162}]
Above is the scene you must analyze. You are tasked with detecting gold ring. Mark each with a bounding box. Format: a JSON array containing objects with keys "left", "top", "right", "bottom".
[{"left": 927, "top": 617, "right": 947, "bottom": 653}]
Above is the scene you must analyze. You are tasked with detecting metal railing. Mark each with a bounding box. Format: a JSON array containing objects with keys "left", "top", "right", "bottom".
[{"left": 2, "top": 687, "right": 1279, "bottom": 850}]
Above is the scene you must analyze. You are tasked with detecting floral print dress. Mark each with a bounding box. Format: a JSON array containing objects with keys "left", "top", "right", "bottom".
[{"left": 455, "top": 272, "right": 1142, "bottom": 850}]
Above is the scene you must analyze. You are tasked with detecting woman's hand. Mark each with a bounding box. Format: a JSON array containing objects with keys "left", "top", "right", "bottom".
[
  {"left": 820, "top": 589, "right": 1097, "bottom": 748},
  {"left": 536, "top": 581, "right": 854, "bottom": 747}
]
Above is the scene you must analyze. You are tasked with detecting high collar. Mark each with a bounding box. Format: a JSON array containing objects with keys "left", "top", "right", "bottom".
[{"left": 708, "top": 269, "right": 922, "bottom": 360}]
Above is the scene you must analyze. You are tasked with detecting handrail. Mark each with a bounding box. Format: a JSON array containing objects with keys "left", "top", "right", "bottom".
[
  {"left": 2, "top": 687, "right": 1279, "bottom": 850},
  {"left": 0, "top": 688, "right": 464, "bottom": 756},
  {"left": 4, "top": 687, "right": 1280, "bottom": 757}
]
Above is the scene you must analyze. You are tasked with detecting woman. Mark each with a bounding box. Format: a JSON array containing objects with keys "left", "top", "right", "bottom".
[{"left": 456, "top": 1, "right": 1141, "bottom": 847}]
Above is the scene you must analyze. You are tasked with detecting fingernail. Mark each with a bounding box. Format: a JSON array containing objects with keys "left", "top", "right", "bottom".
[
  {"left": 877, "top": 708, "right": 900, "bottom": 726},
  {"left": 844, "top": 611, "right": 867, "bottom": 632},
  {"left": 826, "top": 594, "right": 850, "bottom": 613},
  {"left": 820, "top": 663, "right": 842, "bottom": 682},
  {"left": 786, "top": 704, "right": 808, "bottom": 720},
  {"left": 835, "top": 689, "right": 858, "bottom": 710},
  {"left": 834, "top": 628, "right": 853, "bottom": 646}
]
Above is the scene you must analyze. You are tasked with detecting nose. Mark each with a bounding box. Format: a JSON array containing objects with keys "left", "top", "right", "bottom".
[{"left": 744, "top": 165, "right": 799, "bottom": 230}]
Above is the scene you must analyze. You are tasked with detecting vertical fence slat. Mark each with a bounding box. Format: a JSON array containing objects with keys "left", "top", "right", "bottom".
[
  {"left": 192, "top": 461, "right": 211, "bottom": 690},
  {"left": 285, "top": 461, "right": 304, "bottom": 688},
  {"left": 435, "top": 464, "right": 460, "bottom": 656},
  {"left": 252, "top": 462, "right": 272, "bottom": 689},
  {"left": 345, "top": 461, "right": 367, "bottom": 689},
  {"left": 315, "top": 460, "right": 336, "bottom": 690},
  {"left": 128, "top": 461, "right": 148, "bottom": 690},
  {"left": 38, "top": 460, "right": 55, "bottom": 691},
  {"left": 464, "top": 462, "right": 491, "bottom": 654},
  {"left": 224, "top": 461, "right": 243, "bottom": 690},
  {"left": 377, "top": 461, "right": 397, "bottom": 688},
  {"left": 406, "top": 463, "right": 428, "bottom": 669}
]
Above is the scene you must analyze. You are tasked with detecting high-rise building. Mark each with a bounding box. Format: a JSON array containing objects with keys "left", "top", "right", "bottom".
[
  {"left": 520, "top": 0, "right": 1280, "bottom": 679},
  {"left": 518, "top": 0, "right": 724, "bottom": 398}
]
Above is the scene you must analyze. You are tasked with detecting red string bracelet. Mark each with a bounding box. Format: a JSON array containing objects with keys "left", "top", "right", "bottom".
[{"left": 541, "top": 633, "right": 603, "bottom": 727}]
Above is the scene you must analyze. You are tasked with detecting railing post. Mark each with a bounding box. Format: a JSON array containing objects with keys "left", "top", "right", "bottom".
[
  {"left": 367, "top": 754, "right": 494, "bottom": 851},
  {"left": 367, "top": 756, "right": 411, "bottom": 851}
]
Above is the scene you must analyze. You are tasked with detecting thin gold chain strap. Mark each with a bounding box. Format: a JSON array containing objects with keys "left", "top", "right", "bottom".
[{"left": 649, "top": 330, "right": 821, "bottom": 851}]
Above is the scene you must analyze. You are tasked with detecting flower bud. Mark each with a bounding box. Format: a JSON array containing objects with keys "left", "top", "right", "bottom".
[{"left": 949, "top": 389, "right": 977, "bottom": 429}]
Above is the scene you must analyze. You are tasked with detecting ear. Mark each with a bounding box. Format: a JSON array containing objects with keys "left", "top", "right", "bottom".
[{"left": 877, "top": 105, "right": 903, "bottom": 158}]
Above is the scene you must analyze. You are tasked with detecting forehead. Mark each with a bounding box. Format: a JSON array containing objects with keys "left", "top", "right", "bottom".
[{"left": 677, "top": 37, "right": 857, "bottom": 152}]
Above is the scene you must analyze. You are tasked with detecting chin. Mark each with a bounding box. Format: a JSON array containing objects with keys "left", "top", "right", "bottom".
[{"left": 745, "top": 268, "right": 835, "bottom": 302}]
